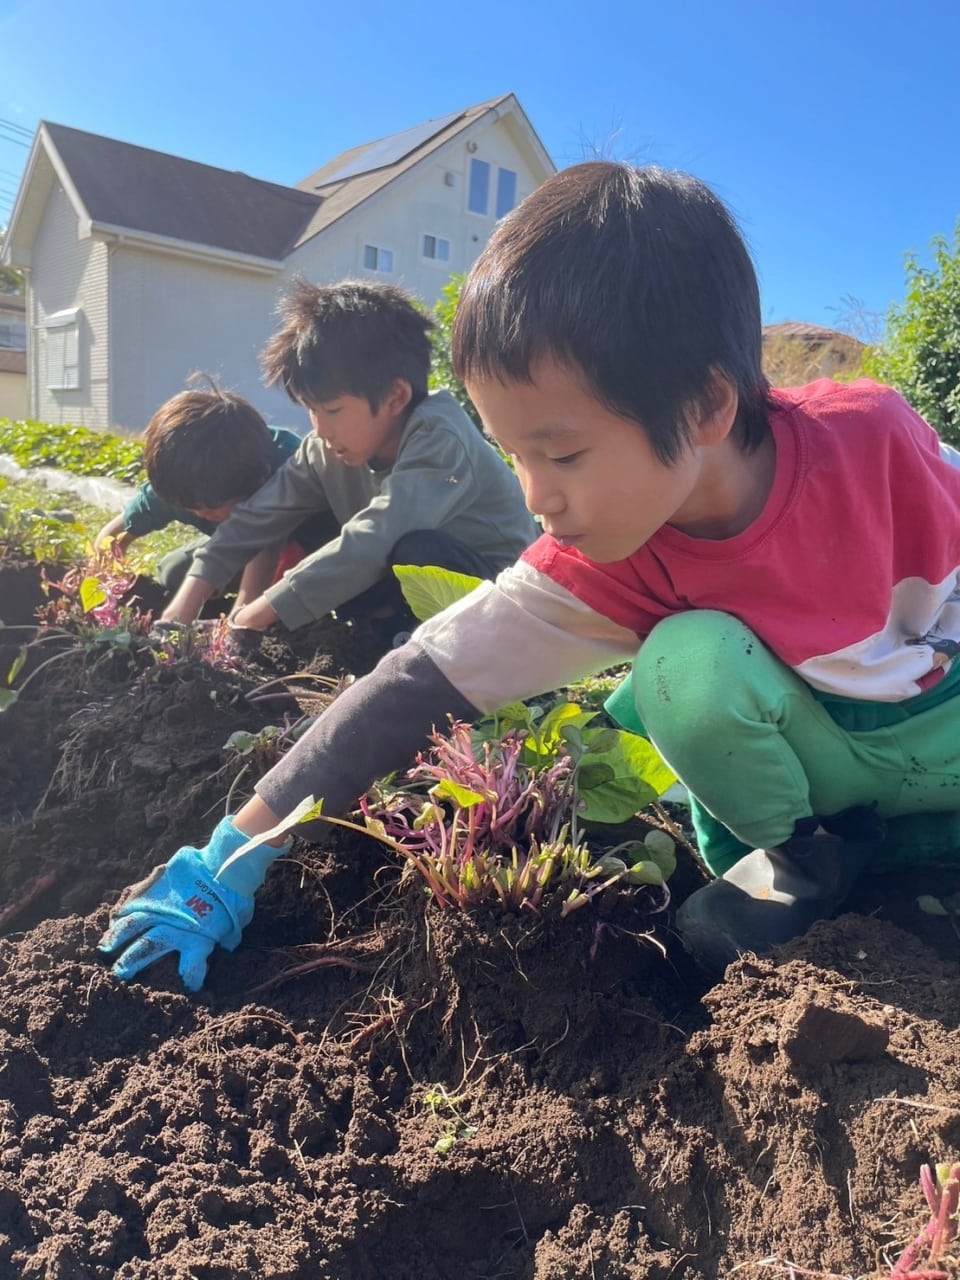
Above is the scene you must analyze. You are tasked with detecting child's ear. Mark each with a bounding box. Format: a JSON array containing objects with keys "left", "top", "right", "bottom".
[
  {"left": 386, "top": 378, "right": 414, "bottom": 414},
  {"left": 694, "top": 370, "right": 739, "bottom": 446}
]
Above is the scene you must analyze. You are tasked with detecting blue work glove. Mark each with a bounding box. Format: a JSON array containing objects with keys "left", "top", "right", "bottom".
[{"left": 98, "top": 817, "right": 290, "bottom": 992}]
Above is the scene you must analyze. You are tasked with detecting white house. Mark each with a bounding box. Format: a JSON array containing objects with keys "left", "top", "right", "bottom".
[
  {"left": 0, "top": 293, "right": 27, "bottom": 419},
  {"left": 0, "top": 95, "right": 554, "bottom": 434}
]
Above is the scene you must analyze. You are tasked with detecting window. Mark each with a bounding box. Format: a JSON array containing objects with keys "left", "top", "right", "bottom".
[
  {"left": 0, "top": 320, "right": 26, "bottom": 350},
  {"left": 362, "top": 243, "right": 394, "bottom": 273},
  {"left": 422, "top": 234, "right": 451, "bottom": 264},
  {"left": 467, "top": 158, "right": 490, "bottom": 215},
  {"left": 495, "top": 168, "right": 518, "bottom": 219},
  {"left": 45, "top": 309, "right": 81, "bottom": 390},
  {"left": 467, "top": 157, "right": 518, "bottom": 218}
]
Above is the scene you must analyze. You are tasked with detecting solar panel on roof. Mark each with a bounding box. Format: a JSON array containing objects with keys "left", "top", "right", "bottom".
[{"left": 318, "top": 111, "right": 464, "bottom": 185}]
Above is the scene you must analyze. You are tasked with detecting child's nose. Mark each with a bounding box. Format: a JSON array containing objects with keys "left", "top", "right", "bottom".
[{"left": 521, "top": 474, "right": 563, "bottom": 517}]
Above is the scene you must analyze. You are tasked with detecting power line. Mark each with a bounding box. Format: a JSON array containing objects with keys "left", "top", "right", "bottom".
[{"left": 0, "top": 116, "right": 32, "bottom": 138}]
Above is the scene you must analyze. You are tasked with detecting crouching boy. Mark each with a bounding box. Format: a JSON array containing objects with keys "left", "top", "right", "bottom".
[
  {"left": 101, "top": 162, "right": 960, "bottom": 990},
  {"left": 95, "top": 386, "right": 329, "bottom": 604},
  {"left": 159, "top": 280, "right": 538, "bottom": 644}
]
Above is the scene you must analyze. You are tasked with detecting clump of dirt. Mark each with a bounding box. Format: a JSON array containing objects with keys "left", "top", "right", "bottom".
[{"left": 1, "top": 557, "right": 960, "bottom": 1279}]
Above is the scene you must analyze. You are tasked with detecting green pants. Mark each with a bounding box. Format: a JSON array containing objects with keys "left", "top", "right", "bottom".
[{"left": 604, "top": 611, "right": 960, "bottom": 876}]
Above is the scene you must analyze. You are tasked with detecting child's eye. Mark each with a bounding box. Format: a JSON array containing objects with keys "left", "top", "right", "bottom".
[{"left": 552, "top": 452, "right": 584, "bottom": 466}]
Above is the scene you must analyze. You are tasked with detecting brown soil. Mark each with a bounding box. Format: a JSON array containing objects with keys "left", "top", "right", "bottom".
[{"left": 1, "top": 557, "right": 960, "bottom": 1279}]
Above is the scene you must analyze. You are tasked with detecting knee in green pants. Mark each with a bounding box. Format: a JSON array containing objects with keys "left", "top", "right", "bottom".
[{"left": 605, "top": 610, "right": 960, "bottom": 875}]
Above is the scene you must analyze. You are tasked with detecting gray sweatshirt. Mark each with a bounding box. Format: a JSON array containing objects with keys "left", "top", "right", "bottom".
[{"left": 187, "top": 390, "right": 537, "bottom": 630}]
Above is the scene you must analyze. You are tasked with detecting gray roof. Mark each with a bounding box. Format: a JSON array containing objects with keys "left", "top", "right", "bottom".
[
  {"left": 44, "top": 122, "right": 321, "bottom": 260},
  {"left": 36, "top": 96, "right": 533, "bottom": 262}
]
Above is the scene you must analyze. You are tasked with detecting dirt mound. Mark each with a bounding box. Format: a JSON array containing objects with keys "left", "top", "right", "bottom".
[{"left": 1, "top": 557, "right": 959, "bottom": 1279}]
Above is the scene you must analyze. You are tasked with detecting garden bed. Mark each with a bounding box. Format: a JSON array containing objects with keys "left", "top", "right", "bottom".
[{"left": 1, "top": 553, "right": 960, "bottom": 1278}]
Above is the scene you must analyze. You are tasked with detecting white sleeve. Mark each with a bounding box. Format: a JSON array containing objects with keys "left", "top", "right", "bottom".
[{"left": 414, "top": 560, "right": 641, "bottom": 714}]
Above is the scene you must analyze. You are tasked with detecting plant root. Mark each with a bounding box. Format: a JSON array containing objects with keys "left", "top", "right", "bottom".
[{"left": 0, "top": 871, "right": 58, "bottom": 933}]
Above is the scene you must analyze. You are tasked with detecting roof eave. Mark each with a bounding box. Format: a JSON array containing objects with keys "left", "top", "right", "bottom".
[
  {"left": 4, "top": 123, "right": 94, "bottom": 263},
  {"left": 89, "top": 222, "right": 285, "bottom": 274}
]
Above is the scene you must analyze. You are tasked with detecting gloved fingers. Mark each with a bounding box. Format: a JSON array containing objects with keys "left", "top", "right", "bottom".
[
  {"left": 98, "top": 909, "right": 155, "bottom": 955},
  {"left": 178, "top": 937, "right": 217, "bottom": 993},
  {"left": 148, "top": 620, "right": 188, "bottom": 644},
  {"left": 112, "top": 864, "right": 167, "bottom": 911},
  {"left": 108, "top": 928, "right": 179, "bottom": 982}
]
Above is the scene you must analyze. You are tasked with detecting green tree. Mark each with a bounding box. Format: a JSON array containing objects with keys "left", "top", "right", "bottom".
[
  {"left": 429, "top": 274, "right": 481, "bottom": 429},
  {"left": 863, "top": 219, "right": 960, "bottom": 445},
  {"left": 0, "top": 229, "right": 24, "bottom": 295}
]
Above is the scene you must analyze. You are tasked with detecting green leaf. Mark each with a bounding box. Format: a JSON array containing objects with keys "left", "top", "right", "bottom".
[
  {"left": 617, "top": 732, "right": 678, "bottom": 796},
  {"left": 643, "top": 828, "right": 676, "bottom": 857},
  {"left": 525, "top": 701, "right": 594, "bottom": 762},
  {"left": 79, "top": 576, "right": 107, "bottom": 612},
  {"left": 431, "top": 778, "right": 485, "bottom": 808},
  {"left": 642, "top": 829, "right": 677, "bottom": 880},
  {"left": 581, "top": 728, "right": 620, "bottom": 755},
  {"left": 0, "top": 689, "right": 18, "bottom": 712},
  {"left": 916, "top": 894, "right": 949, "bottom": 917},
  {"left": 575, "top": 760, "right": 615, "bottom": 790},
  {"left": 624, "top": 859, "right": 666, "bottom": 887},
  {"left": 392, "top": 564, "right": 484, "bottom": 622},
  {"left": 434, "top": 1134, "right": 457, "bottom": 1155},
  {"left": 577, "top": 731, "right": 676, "bottom": 824},
  {"left": 7, "top": 645, "right": 26, "bottom": 685}
]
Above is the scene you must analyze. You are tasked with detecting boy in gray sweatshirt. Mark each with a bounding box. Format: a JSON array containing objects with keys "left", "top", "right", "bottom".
[{"left": 160, "top": 279, "right": 537, "bottom": 641}]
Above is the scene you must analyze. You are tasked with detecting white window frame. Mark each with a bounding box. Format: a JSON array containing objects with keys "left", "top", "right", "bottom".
[
  {"left": 466, "top": 158, "right": 519, "bottom": 219},
  {"left": 44, "top": 308, "right": 81, "bottom": 391},
  {"left": 362, "top": 243, "right": 395, "bottom": 274},
  {"left": 421, "top": 232, "right": 452, "bottom": 266}
]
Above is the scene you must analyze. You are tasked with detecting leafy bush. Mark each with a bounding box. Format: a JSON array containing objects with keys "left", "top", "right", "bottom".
[
  {"left": 863, "top": 219, "right": 960, "bottom": 445},
  {"left": 429, "top": 275, "right": 482, "bottom": 429},
  {"left": 0, "top": 480, "right": 91, "bottom": 563},
  {"left": 0, "top": 475, "right": 190, "bottom": 567},
  {"left": 0, "top": 418, "right": 145, "bottom": 484}
]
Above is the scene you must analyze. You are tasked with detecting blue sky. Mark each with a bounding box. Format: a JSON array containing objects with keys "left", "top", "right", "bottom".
[{"left": 2, "top": 0, "right": 959, "bottom": 334}]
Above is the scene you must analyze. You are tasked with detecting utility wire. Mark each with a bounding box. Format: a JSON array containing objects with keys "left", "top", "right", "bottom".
[{"left": 0, "top": 116, "right": 32, "bottom": 138}]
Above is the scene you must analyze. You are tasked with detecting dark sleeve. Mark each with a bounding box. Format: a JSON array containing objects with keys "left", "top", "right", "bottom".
[
  {"left": 122, "top": 483, "right": 213, "bottom": 538},
  {"left": 254, "top": 642, "right": 478, "bottom": 832}
]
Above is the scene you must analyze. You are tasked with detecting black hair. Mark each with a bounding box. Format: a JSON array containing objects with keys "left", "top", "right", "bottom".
[
  {"left": 261, "top": 278, "right": 434, "bottom": 410},
  {"left": 144, "top": 383, "right": 274, "bottom": 509},
  {"left": 452, "top": 162, "right": 772, "bottom": 463}
]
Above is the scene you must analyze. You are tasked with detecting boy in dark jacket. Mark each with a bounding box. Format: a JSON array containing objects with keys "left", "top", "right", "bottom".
[{"left": 95, "top": 387, "right": 329, "bottom": 602}]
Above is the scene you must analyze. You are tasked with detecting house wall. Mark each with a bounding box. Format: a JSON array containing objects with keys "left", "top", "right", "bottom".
[
  {"left": 29, "top": 184, "right": 110, "bottom": 428},
  {"left": 108, "top": 250, "right": 309, "bottom": 434},
  {"left": 287, "top": 117, "right": 540, "bottom": 307},
  {"left": 0, "top": 371, "right": 27, "bottom": 419}
]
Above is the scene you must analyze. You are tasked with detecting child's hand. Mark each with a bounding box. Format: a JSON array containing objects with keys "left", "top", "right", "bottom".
[
  {"left": 97, "top": 817, "right": 287, "bottom": 991},
  {"left": 230, "top": 598, "right": 279, "bottom": 631}
]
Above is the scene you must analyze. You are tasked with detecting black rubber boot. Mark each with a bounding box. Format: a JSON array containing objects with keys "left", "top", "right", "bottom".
[{"left": 676, "top": 806, "right": 884, "bottom": 977}]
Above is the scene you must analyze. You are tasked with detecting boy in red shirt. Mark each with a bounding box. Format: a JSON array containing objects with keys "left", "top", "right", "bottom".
[{"left": 100, "top": 163, "right": 960, "bottom": 988}]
